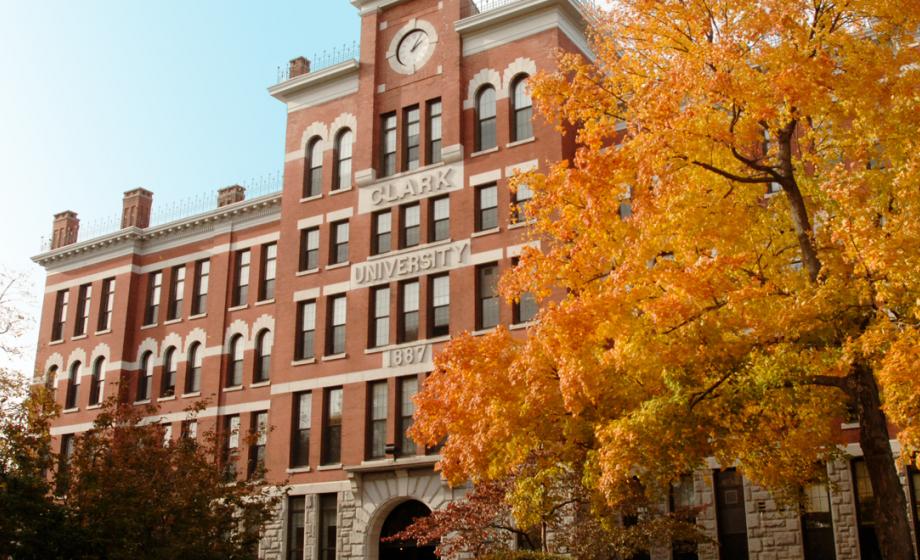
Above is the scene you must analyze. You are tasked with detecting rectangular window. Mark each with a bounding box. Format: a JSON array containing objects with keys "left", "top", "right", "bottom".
[
  {"left": 259, "top": 243, "right": 277, "bottom": 301},
  {"left": 144, "top": 271, "right": 162, "bottom": 325},
  {"left": 287, "top": 495, "right": 306, "bottom": 560},
  {"left": 399, "top": 281, "right": 419, "bottom": 343},
  {"left": 57, "top": 434, "right": 74, "bottom": 494},
  {"left": 802, "top": 480, "right": 836, "bottom": 560},
  {"left": 430, "top": 275, "right": 450, "bottom": 337},
  {"left": 97, "top": 278, "right": 115, "bottom": 332},
  {"left": 512, "top": 182, "right": 534, "bottom": 223},
  {"left": 404, "top": 105, "right": 420, "bottom": 171},
  {"left": 232, "top": 250, "right": 250, "bottom": 307},
  {"left": 191, "top": 259, "right": 210, "bottom": 315},
  {"left": 477, "top": 184, "right": 498, "bottom": 231},
  {"left": 398, "top": 376, "right": 418, "bottom": 456},
  {"left": 223, "top": 415, "right": 240, "bottom": 480},
  {"left": 299, "top": 227, "right": 320, "bottom": 272},
  {"left": 430, "top": 196, "right": 450, "bottom": 242},
  {"left": 373, "top": 211, "right": 392, "bottom": 255},
  {"left": 181, "top": 419, "right": 198, "bottom": 440},
  {"left": 670, "top": 474, "right": 698, "bottom": 560},
  {"left": 427, "top": 99, "right": 442, "bottom": 165},
  {"left": 167, "top": 265, "right": 185, "bottom": 321},
  {"left": 52, "top": 289, "right": 68, "bottom": 341},
  {"left": 319, "top": 493, "right": 338, "bottom": 560},
  {"left": 330, "top": 220, "right": 349, "bottom": 265},
  {"left": 74, "top": 284, "right": 91, "bottom": 337},
  {"left": 247, "top": 411, "right": 268, "bottom": 479},
  {"left": 381, "top": 113, "right": 397, "bottom": 178},
  {"left": 327, "top": 296, "right": 347, "bottom": 356},
  {"left": 715, "top": 468, "right": 749, "bottom": 560},
  {"left": 477, "top": 264, "right": 500, "bottom": 330},
  {"left": 853, "top": 459, "right": 882, "bottom": 560},
  {"left": 368, "top": 381, "right": 388, "bottom": 460},
  {"left": 512, "top": 259, "right": 538, "bottom": 324},
  {"left": 401, "top": 203, "right": 420, "bottom": 248},
  {"left": 370, "top": 287, "right": 390, "bottom": 348},
  {"left": 295, "top": 301, "right": 316, "bottom": 361},
  {"left": 322, "top": 388, "right": 343, "bottom": 465},
  {"left": 291, "top": 392, "right": 311, "bottom": 468}
]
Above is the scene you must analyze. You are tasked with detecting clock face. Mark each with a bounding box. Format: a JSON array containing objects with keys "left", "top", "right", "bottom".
[
  {"left": 387, "top": 20, "right": 438, "bottom": 75},
  {"left": 397, "top": 29, "right": 431, "bottom": 67}
]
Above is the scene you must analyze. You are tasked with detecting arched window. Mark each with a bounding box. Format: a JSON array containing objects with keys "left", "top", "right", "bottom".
[
  {"left": 510, "top": 74, "right": 533, "bottom": 142},
  {"left": 254, "top": 329, "right": 273, "bottom": 383},
  {"left": 304, "top": 137, "right": 323, "bottom": 198},
  {"left": 65, "top": 361, "right": 80, "bottom": 409},
  {"left": 227, "top": 335, "right": 244, "bottom": 388},
  {"left": 476, "top": 85, "right": 497, "bottom": 151},
  {"left": 185, "top": 342, "right": 202, "bottom": 394},
  {"left": 137, "top": 351, "right": 153, "bottom": 402},
  {"left": 333, "top": 129, "right": 353, "bottom": 191},
  {"left": 89, "top": 357, "right": 105, "bottom": 406},
  {"left": 161, "top": 347, "right": 177, "bottom": 397},
  {"left": 44, "top": 365, "right": 58, "bottom": 391}
]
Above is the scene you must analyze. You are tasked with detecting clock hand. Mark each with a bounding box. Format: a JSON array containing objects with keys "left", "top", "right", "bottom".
[{"left": 411, "top": 37, "right": 423, "bottom": 52}]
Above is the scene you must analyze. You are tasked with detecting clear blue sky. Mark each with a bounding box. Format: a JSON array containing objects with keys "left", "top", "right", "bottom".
[{"left": 0, "top": 0, "right": 358, "bottom": 365}]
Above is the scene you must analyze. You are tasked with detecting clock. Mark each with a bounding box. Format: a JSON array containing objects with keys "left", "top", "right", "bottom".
[{"left": 387, "top": 19, "right": 438, "bottom": 75}]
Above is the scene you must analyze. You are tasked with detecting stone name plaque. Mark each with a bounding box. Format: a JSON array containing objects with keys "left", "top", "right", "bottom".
[
  {"left": 382, "top": 343, "right": 432, "bottom": 368},
  {"left": 351, "top": 239, "right": 471, "bottom": 288},
  {"left": 358, "top": 162, "right": 463, "bottom": 214}
]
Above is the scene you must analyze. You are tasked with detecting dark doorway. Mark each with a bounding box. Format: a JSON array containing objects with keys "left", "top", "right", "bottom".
[
  {"left": 715, "top": 469, "right": 749, "bottom": 560},
  {"left": 379, "top": 500, "right": 437, "bottom": 560}
]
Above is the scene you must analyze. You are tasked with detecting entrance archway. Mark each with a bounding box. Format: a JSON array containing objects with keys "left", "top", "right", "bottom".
[{"left": 379, "top": 500, "right": 437, "bottom": 560}]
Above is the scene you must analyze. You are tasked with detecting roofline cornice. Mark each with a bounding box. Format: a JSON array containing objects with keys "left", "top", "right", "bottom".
[
  {"left": 32, "top": 192, "right": 282, "bottom": 269},
  {"left": 455, "top": 0, "right": 590, "bottom": 35},
  {"left": 267, "top": 59, "right": 360, "bottom": 102}
]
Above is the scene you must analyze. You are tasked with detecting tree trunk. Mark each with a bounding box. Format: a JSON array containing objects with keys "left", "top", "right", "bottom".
[{"left": 853, "top": 362, "right": 915, "bottom": 560}]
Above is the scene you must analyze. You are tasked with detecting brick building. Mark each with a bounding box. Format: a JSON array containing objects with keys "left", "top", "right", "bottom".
[{"left": 29, "top": 1, "right": 920, "bottom": 559}]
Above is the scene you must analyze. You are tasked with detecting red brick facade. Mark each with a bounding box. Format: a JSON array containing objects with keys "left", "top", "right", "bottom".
[{"left": 32, "top": 1, "right": 590, "bottom": 558}]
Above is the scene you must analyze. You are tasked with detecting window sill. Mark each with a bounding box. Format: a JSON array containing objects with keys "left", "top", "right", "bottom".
[
  {"left": 255, "top": 299, "right": 275, "bottom": 307},
  {"left": 227, "top": 304, "right": 248, "bottom": 312},
  {"left": 317, "top": 463, "right": 343, "bottom": 471},
  {"left": 189, "top": 313, "right": 207, "bottom": 321},
  {"left": 326, "top": 261, "right": 350, "bottom": 270},
  {"left": 86, "top": 404, "right": 102, "bottom": 410},
  {"left": 472, "top": 327, "right": 497, "bottom": 336},
  {"left": 300, "top": 194, "right": 323, "bottom": 203},
  {"left": 506, "top": 137, "right": 536, "bottom": 149},
  {"left": 182, "top": 392, "right": 201, "bottom": 399},
  {"left": 72, "top": 334, "right": 88, "bottom": 341},
  {"left": 286, "top": 466, "right": 311, "bottom": 474},
  {"left": 508, "top": 220, "right": 535, "bottom": 230},
  {"left": 250, "top": 381, "right": 271, "bottom": 388},
  {"left": 470, "top": 146, "right": 499, "bottom": 158},
  {"left": 134, "top": 399, "right": 152, "bottom": 405},
  {"left": 471, "top": 227, "right": 501, "bottom": 238},
  {"left": 509, "top": 321, "right": 534, "bottom": 331},
  {"left": 296, "top": 268, "right": 320, "bottom": 277},
  {"left": 49, "top": 339, "right": 64, "bottom": 345},
  {"left": 164, "top": 318, "right": 182, "bottom": 326},
  {"left": 140, "top": 323, "right": 158, "bottom": 330},
  {"left": 329, "top": 186, "right": 353, "bottom": 196},
  {"left": 158, "top": 395, "right": 176, "bottom": 402},
  {"left": 222, "top": 386, "right": 243, "bottom": 393},
  {"left": 292, "top": 358, "right": 316, "bottom": 366},
  {"left": 94, "top": 329, "right": 112, "bottom": 336},
  {"left": 322, "top": 353, "right": 348, "bottom": 362},
  {"left": 841, "top": 422, "right": 860, "bottom": 430},
  {"left": 62, "top": 407, "right": 79, "bottom": 414},
  {"left": 367, "top": 237, "right": 453, "bottom": 262}
]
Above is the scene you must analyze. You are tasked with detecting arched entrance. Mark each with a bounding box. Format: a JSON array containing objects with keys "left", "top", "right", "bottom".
[{"left": 379, "top": 500, "right": 437, "bottom": 560}]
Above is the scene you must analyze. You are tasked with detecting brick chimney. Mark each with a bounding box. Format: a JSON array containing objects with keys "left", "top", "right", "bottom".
[
  {"left": 289, "top": 56, "right": 311, "bottom": 79},
  {"left": 50, "top": 211, "right": 80, "bottom": 250},
  {"left": 217, "top": 185, "right": 246, "bottom": 207},
  {"left": 121, "top": 188, "right": 153, "bottom": 229}
]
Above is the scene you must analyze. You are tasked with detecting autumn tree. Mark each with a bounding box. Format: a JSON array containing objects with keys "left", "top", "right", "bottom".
[
  {"left": 412, "top": 1, "right": 920, "bottom": 559},
  {"left": 57, "top": 399, "right": 282, "bottom": 560}
]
